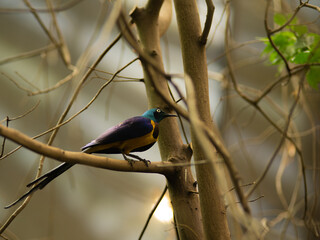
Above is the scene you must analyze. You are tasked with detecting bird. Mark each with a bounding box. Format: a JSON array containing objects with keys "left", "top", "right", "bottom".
[{"left": 5, "top": 108, "right": 176, "bottom": 209}]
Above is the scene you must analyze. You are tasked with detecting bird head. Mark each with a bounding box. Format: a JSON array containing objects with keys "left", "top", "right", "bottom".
[{"left": 142, "top": 108, "right": 177, "bottom": 123}]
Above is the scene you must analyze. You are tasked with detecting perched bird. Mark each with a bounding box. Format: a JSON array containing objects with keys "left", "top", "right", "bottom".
[{"left": 5, "top": 108, "right": 176, "bottom": 208}]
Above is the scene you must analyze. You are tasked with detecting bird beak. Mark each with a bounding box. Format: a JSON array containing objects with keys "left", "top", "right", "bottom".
[{"left": 164, "top": 113, "right": 177, "bottom": 118}]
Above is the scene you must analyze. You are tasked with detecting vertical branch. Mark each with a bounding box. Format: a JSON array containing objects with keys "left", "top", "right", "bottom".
[{"left": 173, "top": 0, "right": 231, "bottom": 239}]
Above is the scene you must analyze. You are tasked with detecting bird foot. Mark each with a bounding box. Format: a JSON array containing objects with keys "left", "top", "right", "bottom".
[
  {"left": 125, "top": 158, "right": 150, "bottom": 167},
  {"left": 123, "top": 153, "right": 150, "bottom": 167}
]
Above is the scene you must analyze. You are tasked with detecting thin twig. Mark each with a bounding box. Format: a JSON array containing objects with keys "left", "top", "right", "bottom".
[
  {"left": 254, "top": 66, "right": 306, "bottom": 103},
  {"left": 28, "top": 69, "right": 78, "bottom": 95},
  {"left": 138, "top": 185, "right": 168, "bottom": 240},
  {"left": 305, "top": 3, "right": 320, "bottom": 12},
  {"left": 0, "top": 0, "right": 83, "bottom": 13},
  {"left": 245, "top": 73, "right": 307, "bottom": 216},
  {"left": 0, "top": 44, "right": 56, "bottom": 65},
  {"left": 270, "top": 2, "right": 306, "bottom": 34},
  {"left": 0, "top": 118, "right": 9, "bottom": 158},
  {"left": 46, "top": 0, "right": 72, "bottom": 67},
  {"left": 264, "top": 0, "right": 291, "bottom": 78},
  {"left": 224, "top": 2, "right": 255, "bottom": 104},
  {"left": 2, "top": 72, "right": 33, "bottom": 94},
  {"left": 23, "top": 0, "right": 70, "bottom": 68},
  {"left": 199, "top": 0, "right": 215, "bottom": 45}
]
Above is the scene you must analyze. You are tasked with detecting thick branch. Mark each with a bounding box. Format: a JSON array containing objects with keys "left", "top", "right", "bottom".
[{"left": 0, "top": 124, "right": 174, "bottom": 175}]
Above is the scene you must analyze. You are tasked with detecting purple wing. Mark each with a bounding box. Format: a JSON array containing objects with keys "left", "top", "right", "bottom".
[{"left": 81, "top": 116, "right": 155, "bottom": 153}]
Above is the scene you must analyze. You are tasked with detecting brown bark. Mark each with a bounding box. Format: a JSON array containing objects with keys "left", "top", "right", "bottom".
[{"left": 173, "top": 0, "right": 231, "bottom": 239}]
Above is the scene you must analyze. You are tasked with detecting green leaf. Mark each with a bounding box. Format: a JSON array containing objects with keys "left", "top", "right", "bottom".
[
  {"left": 291, "top": 25, "right": 308, "bottom": 36},
  {"left": 269, "top": 51, "right": 282, "bottom": 64},
  {"left": 272, "top": 32, "right": 297, "bottom": 53},
  {"left": 274, "top": 13, "right": 287, "bottom": 26},
  {"left": 291, "top": 51, "right": 310, "bottom": 64},
  {"left": 310, "top": 47, "right": 320, "bottom": 63},
  {"left": 306, "top": 66, "right": 320, "bottom": 89}
]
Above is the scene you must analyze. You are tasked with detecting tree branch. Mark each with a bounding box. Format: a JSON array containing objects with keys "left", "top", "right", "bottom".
[
  {"left": 199, "top": 0, "right": 214, "bottom": 45},
  {"left": 0, "top": 124, "right": 174, "bottom": 175}
]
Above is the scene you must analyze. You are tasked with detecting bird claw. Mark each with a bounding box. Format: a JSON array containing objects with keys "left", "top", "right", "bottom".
[
  {"left": 123, "top": 153, "right": 150, "bottom": 167},
  {"left": 125, "top": 158, "right": 150, "bottom": 167},
  {"left": 125, "top": 158, "right": 135, "bottom": 167},
  {"left": 140, "top": 159, "right": 151, "bottom": 167}
]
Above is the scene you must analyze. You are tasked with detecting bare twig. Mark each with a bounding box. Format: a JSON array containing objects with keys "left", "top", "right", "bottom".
[
  {"left": 224, "top": 3, "right": 255, "bottom": 104},
  {"left": 0, "top": 44, "right": 56, "bottom": 65},
  {"left": 0, "top": 118, "right": 9, "bottom": 158},
  {"left": 245, "top": 73, "right": 307, "bottom": 216},
  {"left": 22, "top": 0, "right": 72, "bottom": 68},
  {"left": 28, "top": 70, "right": 78, "bottom": 95},
  {"left": 304, "top": 3, "right": 320, "bottom": 12},
  {"left": 199, "top": 0, "right": 215, "bottom": 45},
  {"left": 254, "top": 66, "right": 306, "bottom": 103},
  {"left": 138, "top": 185, "right": 168, "bottom": 240},
  {"left": 270, "top": 2, "right": 306, "bottom": 34},
  {"left": 206, "top": 2, "right": 226, "bottom": 48},
  {"left": 46, "top": 0, "right": 72, "bottom": 67},
  {"left": 2, "top": 72, "right": 33, "bottom": 94},
  {"left": 0, "top": 0, "right": 83, "bottom": 13},
  {"left": 0, "top": 101, "right": 40, "bottom": 159},
  {"left": 1, "top": 101, "right": 40, "bottom": 124}
]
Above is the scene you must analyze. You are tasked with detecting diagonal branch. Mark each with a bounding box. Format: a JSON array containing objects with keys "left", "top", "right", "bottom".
[{"left": 138, "top": 185, "right": 168, "bottom": 240}]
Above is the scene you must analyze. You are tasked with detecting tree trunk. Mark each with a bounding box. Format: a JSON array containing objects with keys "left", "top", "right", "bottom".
[{"left": 173, "top": 0, "right": 231, "bottom": 239}]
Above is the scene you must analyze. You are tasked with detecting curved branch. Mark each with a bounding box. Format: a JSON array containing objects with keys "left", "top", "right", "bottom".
[{"left": 270, "top": 2, "right": 305, "bottom": 34}]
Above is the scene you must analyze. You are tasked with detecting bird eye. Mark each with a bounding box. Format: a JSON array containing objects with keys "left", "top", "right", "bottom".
[{"left": 156, "top": 109, "right": 161, "bottom": 113}]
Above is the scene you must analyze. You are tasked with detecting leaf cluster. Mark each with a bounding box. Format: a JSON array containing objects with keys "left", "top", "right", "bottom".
[{"left": 261, "top": 13, "right": 320, "bottom": 89}]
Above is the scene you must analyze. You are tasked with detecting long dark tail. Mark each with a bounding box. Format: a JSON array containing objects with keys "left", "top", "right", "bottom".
[{"left": 5, "top": 162, "right": 75, "bottom": 209}]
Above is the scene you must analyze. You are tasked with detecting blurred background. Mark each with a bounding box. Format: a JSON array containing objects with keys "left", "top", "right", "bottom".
[{"left": 0, "top": 0, "right": 319, "bottom": 239}]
